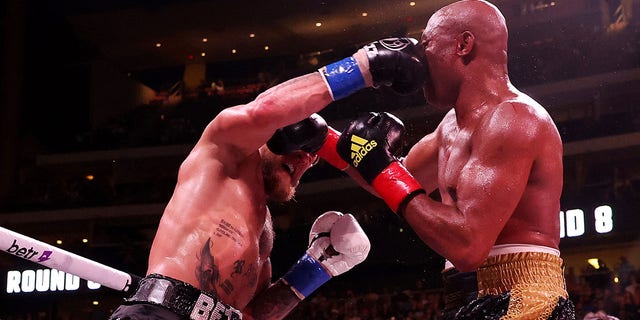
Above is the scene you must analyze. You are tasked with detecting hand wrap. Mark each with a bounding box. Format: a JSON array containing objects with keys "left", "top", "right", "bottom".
[{"left": 318, "top": 56, "right": 367, "bottom": 101}]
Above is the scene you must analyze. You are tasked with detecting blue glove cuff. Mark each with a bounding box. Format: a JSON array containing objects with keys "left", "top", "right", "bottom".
[
  {"left": 320, "top": 56, "right": 366, "bottom": 100},
  {"left": 282, "top": 253, "right": 331, "bottom": 298}
]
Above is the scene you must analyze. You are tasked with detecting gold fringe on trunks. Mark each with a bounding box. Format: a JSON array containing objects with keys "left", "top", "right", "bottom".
[{"left": 477, "top": 252, "right": 568, "bottom": 320}]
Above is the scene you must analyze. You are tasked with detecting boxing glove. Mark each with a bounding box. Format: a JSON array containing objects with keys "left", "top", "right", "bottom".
[
  {"left": 336, "top": 112, "right": 425, "bottom": 213},
  {"left": 267, "top": 113, "right": 329, "bottom": 155},
  {"left": 364, "top": 37, "right": 428, "bottom": 95},
  {"left": 268, "top": 114, "right": 350, "bottom": 170},
  {"left": 282, "top": 211, "right": 370, "bottom": 299},
  {"left": 319, "top": 37, "right": 428, "bottom": 100}
]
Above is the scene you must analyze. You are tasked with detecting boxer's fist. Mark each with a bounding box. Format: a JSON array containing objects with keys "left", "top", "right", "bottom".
[
  {"left": 282, "top": 211, "right": 370, "bottom": 299},
  {"left": 337, "top": 112, "right": 425, "bottom": 213},
  {"left": 364, "top": 37, "right": 428, "bottom": 95},
  {"left": 318, "top": 37, "right": 428, "bottom": 100},
  {"left": 267, "top": 113, "right": 328, "bottom": 155},
  {"left": 307, "top": 211, "right": 370, "bottom": 276},
  {"left": 337, "top": 112, "right": 405, "bottom": 183}
]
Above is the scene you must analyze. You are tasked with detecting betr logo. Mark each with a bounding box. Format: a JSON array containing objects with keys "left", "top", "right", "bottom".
[{"left": 6, "top": 239, "right": 52, "bottom": 262}]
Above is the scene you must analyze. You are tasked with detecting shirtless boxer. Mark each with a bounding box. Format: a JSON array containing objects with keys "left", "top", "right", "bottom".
[
  {"left": 107, "top": 37, "right": 426, "bottom": 320},
  {"left": 331, "top": 1, "right": 576, "bottom": 319}
]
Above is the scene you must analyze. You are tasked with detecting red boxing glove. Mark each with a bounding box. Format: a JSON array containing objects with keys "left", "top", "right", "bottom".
[
  {"left": 371, "top": 162, "right": 425, "bottom": 213},
  {"left": 316, "top": 127, "right": 349, "bottom": 171}
]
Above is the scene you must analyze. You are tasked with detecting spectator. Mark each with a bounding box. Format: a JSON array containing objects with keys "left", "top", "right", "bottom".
[{"left": 625, "top": 272, "right": 640, "bottom": 319}]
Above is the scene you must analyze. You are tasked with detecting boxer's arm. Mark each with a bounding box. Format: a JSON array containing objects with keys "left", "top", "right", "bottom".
[
  {"left": 200, "top": 73, "right": 335, "bottom": 159},
  {"left": 244, "top": 212, "right": 370, "bottom": 320},
  {"left": 197, "top": 47, "right": 370, "bottom": 158},
  {"left": 242, "top": 279, "right": 301, "bottom": 320},
  {"left": 198, "top": 37, "right": 426, "bottom": 160},
  {"left": 241, "top": 255, "right": 301, "bottom": 319},
  {"left": 243, "top": 258, "right": 301, "bottom": 320}
]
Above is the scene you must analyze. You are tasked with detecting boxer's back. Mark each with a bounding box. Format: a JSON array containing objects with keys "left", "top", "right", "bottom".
[{"left": 494, "top": 98, "right": 563, "bottom": 248}]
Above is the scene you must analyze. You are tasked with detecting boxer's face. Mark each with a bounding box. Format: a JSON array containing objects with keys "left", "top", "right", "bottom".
[
  {"left": 260, "top": 146, "right": 318, "bottom": 202},
  {"left": 421, "top": 13, "right": 459, "bottom": 110}
]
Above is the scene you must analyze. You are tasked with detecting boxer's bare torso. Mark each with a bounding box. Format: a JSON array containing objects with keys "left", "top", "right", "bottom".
[
  {"left": 146, "top": 100, "right": 319, "bottom": 310},
  {"left": 147, "top": 147, "right": 273, "bottom": 310},
  {"left": 436, "top": 94, "right": 562, "bottom": 248},
  {"left": 404, "top": 90, "right": 564, "bottom": 270},
  {"left": 399, "top": 0, "right": 564, "bottom": 271}
]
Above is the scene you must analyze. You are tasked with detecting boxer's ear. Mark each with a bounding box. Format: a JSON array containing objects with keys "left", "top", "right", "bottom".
[{"left": 456, "top": 31, "right": 475, "bottom": 57}]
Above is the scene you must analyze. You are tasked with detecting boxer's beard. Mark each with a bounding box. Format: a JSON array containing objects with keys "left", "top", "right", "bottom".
[{"left": 262, "top": 157, "right": 295, "bottom": 203}]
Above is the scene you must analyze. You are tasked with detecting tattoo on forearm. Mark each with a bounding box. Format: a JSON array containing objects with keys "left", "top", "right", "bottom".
[{"left": 195, "top": 238, "right": 219, "bottom": 295}]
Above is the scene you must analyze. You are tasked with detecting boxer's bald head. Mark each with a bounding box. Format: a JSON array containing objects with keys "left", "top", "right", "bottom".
[
  {"left": 420, "top": 0, "right": 509, "bottom": 108},
  {"left": 426, "top": 0, "right": 507, "bottom": 64}
]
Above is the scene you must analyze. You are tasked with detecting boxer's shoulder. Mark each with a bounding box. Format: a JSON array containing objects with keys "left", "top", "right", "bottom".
[{"left": 477, "top": 99, "right": 555, "bottom": 142}]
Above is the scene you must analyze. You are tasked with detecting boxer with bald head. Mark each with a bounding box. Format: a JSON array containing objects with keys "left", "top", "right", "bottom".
[
  {"left": 334, "top": 1, "right": 575, "bottom": 319},
  {"left": 108, "top": 35, "right": 427, "bottom": 320}
]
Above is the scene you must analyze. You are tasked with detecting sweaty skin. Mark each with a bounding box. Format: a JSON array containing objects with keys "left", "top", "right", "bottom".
[
  {"left": 146, "top": 49, "right": 372, "bottom": 320},
  {"left": 401, "top": 0, "right": 563, "bottom": 272}
]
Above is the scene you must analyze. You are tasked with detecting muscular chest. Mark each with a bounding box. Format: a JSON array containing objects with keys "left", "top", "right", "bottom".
[{"left": 438, "top": 126, "right": 473, "bottom": 200}]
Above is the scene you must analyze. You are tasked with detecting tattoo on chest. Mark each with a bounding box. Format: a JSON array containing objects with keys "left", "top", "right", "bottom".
[
  {"left": 230, "top": 260, "right": 258, "bottom": 290},
  {"left": 195, "top": 238, "right": 260, "bottom": 297},
  {"left": 196, "top": 238, "right": 220, "bottom": 295},
  {"left": 215, "top": 219, "right": 244, "bottom": 246},
  {"left": 232, "top": 260, "right": 245, "bottom": 276}
]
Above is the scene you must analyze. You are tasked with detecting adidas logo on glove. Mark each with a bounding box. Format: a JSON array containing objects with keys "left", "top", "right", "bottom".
[{"left": 350, "top": 135, "right": 377, "bottom": 167}]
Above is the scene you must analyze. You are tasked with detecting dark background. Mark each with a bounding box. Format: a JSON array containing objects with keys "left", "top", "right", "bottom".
[{"left": 1, "top": 0, "right": 640, "bottom": 319}]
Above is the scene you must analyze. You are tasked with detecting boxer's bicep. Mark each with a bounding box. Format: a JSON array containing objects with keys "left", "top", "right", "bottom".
[
  {"left": 199, "top": 73, "right": 333, "bottom": 158},
  {"left": 199, "top": 105, "right": 268, "bottom": 157}
]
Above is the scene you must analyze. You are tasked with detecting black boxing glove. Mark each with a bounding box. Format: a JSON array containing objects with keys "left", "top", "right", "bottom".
[
  {"left": 267, "top": 114, "right": 328, "bottom": 155},
  {"left": 364, "top": 37, "right": 428, "bottom": 95},
  {"left": 337, "top": 112, "right": 405, "bottom": 182},
  {"left": 268, "top": 114, "right": 350, "bottom": 170},
  {"left": 318, "top": 37, "right": 428, "bottom": 100},
  {"left": 337, "top": 112, "right": 425, "bottom": 213}
]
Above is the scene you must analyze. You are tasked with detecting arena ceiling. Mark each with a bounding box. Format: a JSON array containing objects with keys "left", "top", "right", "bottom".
[{"left": 56, "top": 0, "right": 459, "bottom": 71}]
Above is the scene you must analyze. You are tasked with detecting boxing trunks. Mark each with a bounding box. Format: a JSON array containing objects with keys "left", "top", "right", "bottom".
[
  {"left": 440, "top": 268, "right": 479, "bottom": 319},
  {"left": 109, "top": 273, "right": 242, "bottom": 320},
  {"left": 440, "top": 245, "right": 576, "bottom": 320}
]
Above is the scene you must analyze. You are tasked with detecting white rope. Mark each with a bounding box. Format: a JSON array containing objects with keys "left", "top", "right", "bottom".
[{"left": 0, "top": 226, "right": 138, "bottom": 292}]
